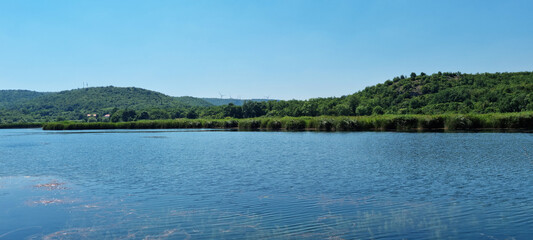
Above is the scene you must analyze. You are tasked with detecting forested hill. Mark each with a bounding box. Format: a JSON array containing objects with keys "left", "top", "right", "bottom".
[
  {"left": 173, "top": 96, "right": 214, "bottom": 107},
  {"left": 1, "top": 71, "right": 532, "bottom": 123},
  {"left": 0, "top": 86, "right": 212, "bottom": 122},
  {"left": 343, "top": 71, "right": 533, "bottom": 115},
  {"left": 0, "top": 90, "right": 49, "bottom": 108},
  {"left": 198, "top": 71, "right": 533, "bottom": 118}
]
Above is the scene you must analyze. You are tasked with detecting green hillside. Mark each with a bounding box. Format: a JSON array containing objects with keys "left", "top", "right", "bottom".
[
  {"left": 0, "top": 90, "right": 49, "bottom": 108},
  {"left": 244, "top": 71, "right": 533, "bottom": 118},
  {"left": 174, "top": 96, "right": 213, "bottom": 107},
  {"left": 346, "top": 71, "right": 533, "bottom": 115},
  {"left": 194, "top": 71, "right": 533, "bottom": 119},
  {"left": 1, "top": 71, "right": 532, "bottom": 124},
  {"left": 0, "top": 86, "right": 211, "bottom": 123}
]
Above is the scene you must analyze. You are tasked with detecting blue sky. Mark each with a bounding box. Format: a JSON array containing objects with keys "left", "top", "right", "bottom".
[{"left": 1, "top": 0, "right": 532, "bottom": 99}]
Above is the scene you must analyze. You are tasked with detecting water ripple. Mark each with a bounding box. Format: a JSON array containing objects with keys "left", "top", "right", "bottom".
[{"left": 0, "top": 130, "right": 531, "bottom": 239}]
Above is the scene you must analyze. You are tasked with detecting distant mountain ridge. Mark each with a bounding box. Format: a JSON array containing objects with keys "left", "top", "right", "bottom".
[{"left": 201, "top": 98, "right": 274, "bottom": 106}]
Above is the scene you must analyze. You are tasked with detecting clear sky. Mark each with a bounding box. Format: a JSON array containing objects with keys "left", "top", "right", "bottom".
[{"left": 1, "top": 0, "right": 532, "bottom": 100}]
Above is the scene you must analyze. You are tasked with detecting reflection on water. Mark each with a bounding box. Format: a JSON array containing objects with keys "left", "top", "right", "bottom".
[{"left": 0, "top": 129, "right": 532, "bottom": 239}]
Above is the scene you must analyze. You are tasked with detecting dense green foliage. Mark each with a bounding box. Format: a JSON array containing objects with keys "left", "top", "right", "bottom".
[
  {"left": 0, "top": 90, "right": 48, "bottom": 108},
  {"left": 42, "top": 112, "right": 533, "bottom": 131},
  {"left": 174, "top": 96, "right": 214, "bottom": 107},
  {"left": 0, "top": 87, "right": 212, "bottom": 123},
  {"left": 2, "top": 72, "right": 533, "bottom": 124},
  {"left": 195, "top": 71, "right": 533, "bottom": 119},
  {"left": 350, "top": 71, "right": 533, "bottom": 114}
]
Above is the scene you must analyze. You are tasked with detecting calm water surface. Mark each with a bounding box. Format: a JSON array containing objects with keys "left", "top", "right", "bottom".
[{"left": 0, "top": 129, "right": 532, "bottom": 239}]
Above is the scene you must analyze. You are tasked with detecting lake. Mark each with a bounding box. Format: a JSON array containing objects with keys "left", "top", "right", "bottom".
[{"left": 0, "top": 129, "right": 532, "bottom": 239}]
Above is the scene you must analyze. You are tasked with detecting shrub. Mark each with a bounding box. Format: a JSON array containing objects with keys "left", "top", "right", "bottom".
[
  {"left": 224, "top": 119, "right": 238, "bottom": 128},
  {"left": 317, "top": 119, "right": 334, "bottom": 131},
  {"left": 419, "top": 116, "right": 445, "bottom": 129},
  {"left": 335, "top": 118, "right": 360, "bottom": 131},
  {"left": 282, "top": 118, "right": 306, "bottom": 130},
  {"left": 445, "top": 115, "right": 474, "bottom": 130},
  {"left": 266, "top": 119, "right": 282, "bottom": 130},
  {"left": 238, "top": 119, "right": 261, "bottom": 130},
  {"left": 393, "top": 116, "right": 419, "bottom": 130}
]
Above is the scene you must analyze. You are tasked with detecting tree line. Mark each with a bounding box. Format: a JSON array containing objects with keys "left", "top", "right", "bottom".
[
  {"left": 1, "top": 71, "right": 532, "bottom": 123},
  {"left": 105, "top": 71, "right": 533, "bottom": 122}
]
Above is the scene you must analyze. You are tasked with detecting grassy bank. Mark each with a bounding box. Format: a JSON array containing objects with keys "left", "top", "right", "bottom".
[
  {"left": 40, "top": 112, "right": 533, "bottom": 131},
  {"left": 0, "top": 122, "right": 43, "bottom": 129}
]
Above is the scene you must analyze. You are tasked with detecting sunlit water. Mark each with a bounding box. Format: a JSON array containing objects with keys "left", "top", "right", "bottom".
[{"left": 0, "top": 129, "right": 532, "bottom": 239}]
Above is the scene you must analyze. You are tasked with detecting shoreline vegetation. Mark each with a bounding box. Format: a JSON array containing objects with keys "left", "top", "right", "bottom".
[
  {"left": 0, "top": 122, "right": 43, "bottom": 129},
  {"left": 22, "top": 112, "right": 533, "bottom": 131},
  {"left": 2, "top": 72, "right": 533, "bottom": 124}
]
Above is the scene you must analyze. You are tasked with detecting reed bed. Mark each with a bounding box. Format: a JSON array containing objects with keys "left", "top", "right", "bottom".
[{"left": 40, "top": 112, "right": 533, "bottom": 131}]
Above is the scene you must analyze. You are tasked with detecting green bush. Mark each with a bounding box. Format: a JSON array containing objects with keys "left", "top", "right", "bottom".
[
  {"left": 393, "top": 116, "right": 419, "bottom": 130},
  {"left": 224, "top": 119, "right": 238, "bottom": 128},
  {"left": 282, "top": 118, "right": 306, "bottom": 130},
  {"left": 317, "top": 118, "right": 334, "bottom": 131},
  {"left": 238, "top": 119, "right": 261, "bottom": 130},
  {"left": 335, "top": 118, "right": 360, "bottom": 131},
  {"left": 419, "top": 116, "right": 445, "bottom": 129},
  {"left": 265, "top": 119, "right": 282, "bottom": 130},
  {"left": 445, "top": 115, "right": 473, "bottom": 130}
]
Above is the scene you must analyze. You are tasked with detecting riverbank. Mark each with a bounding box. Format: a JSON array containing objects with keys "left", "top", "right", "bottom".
[
  {"left": 0, "top": 122, "right": 43, "bottom": 129},
  {"left": 37, "top": 112, "right": 533, "bottom": 131}
]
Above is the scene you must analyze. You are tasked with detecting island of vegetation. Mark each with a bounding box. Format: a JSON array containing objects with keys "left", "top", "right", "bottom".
[{"left": 1, "top": 71, "right": 532, "bottom": 131}]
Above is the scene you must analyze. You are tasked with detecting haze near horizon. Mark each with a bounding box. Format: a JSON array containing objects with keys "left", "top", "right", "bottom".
[{"left": 1, "top": 0, "right": 532, "bottom": 100}]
